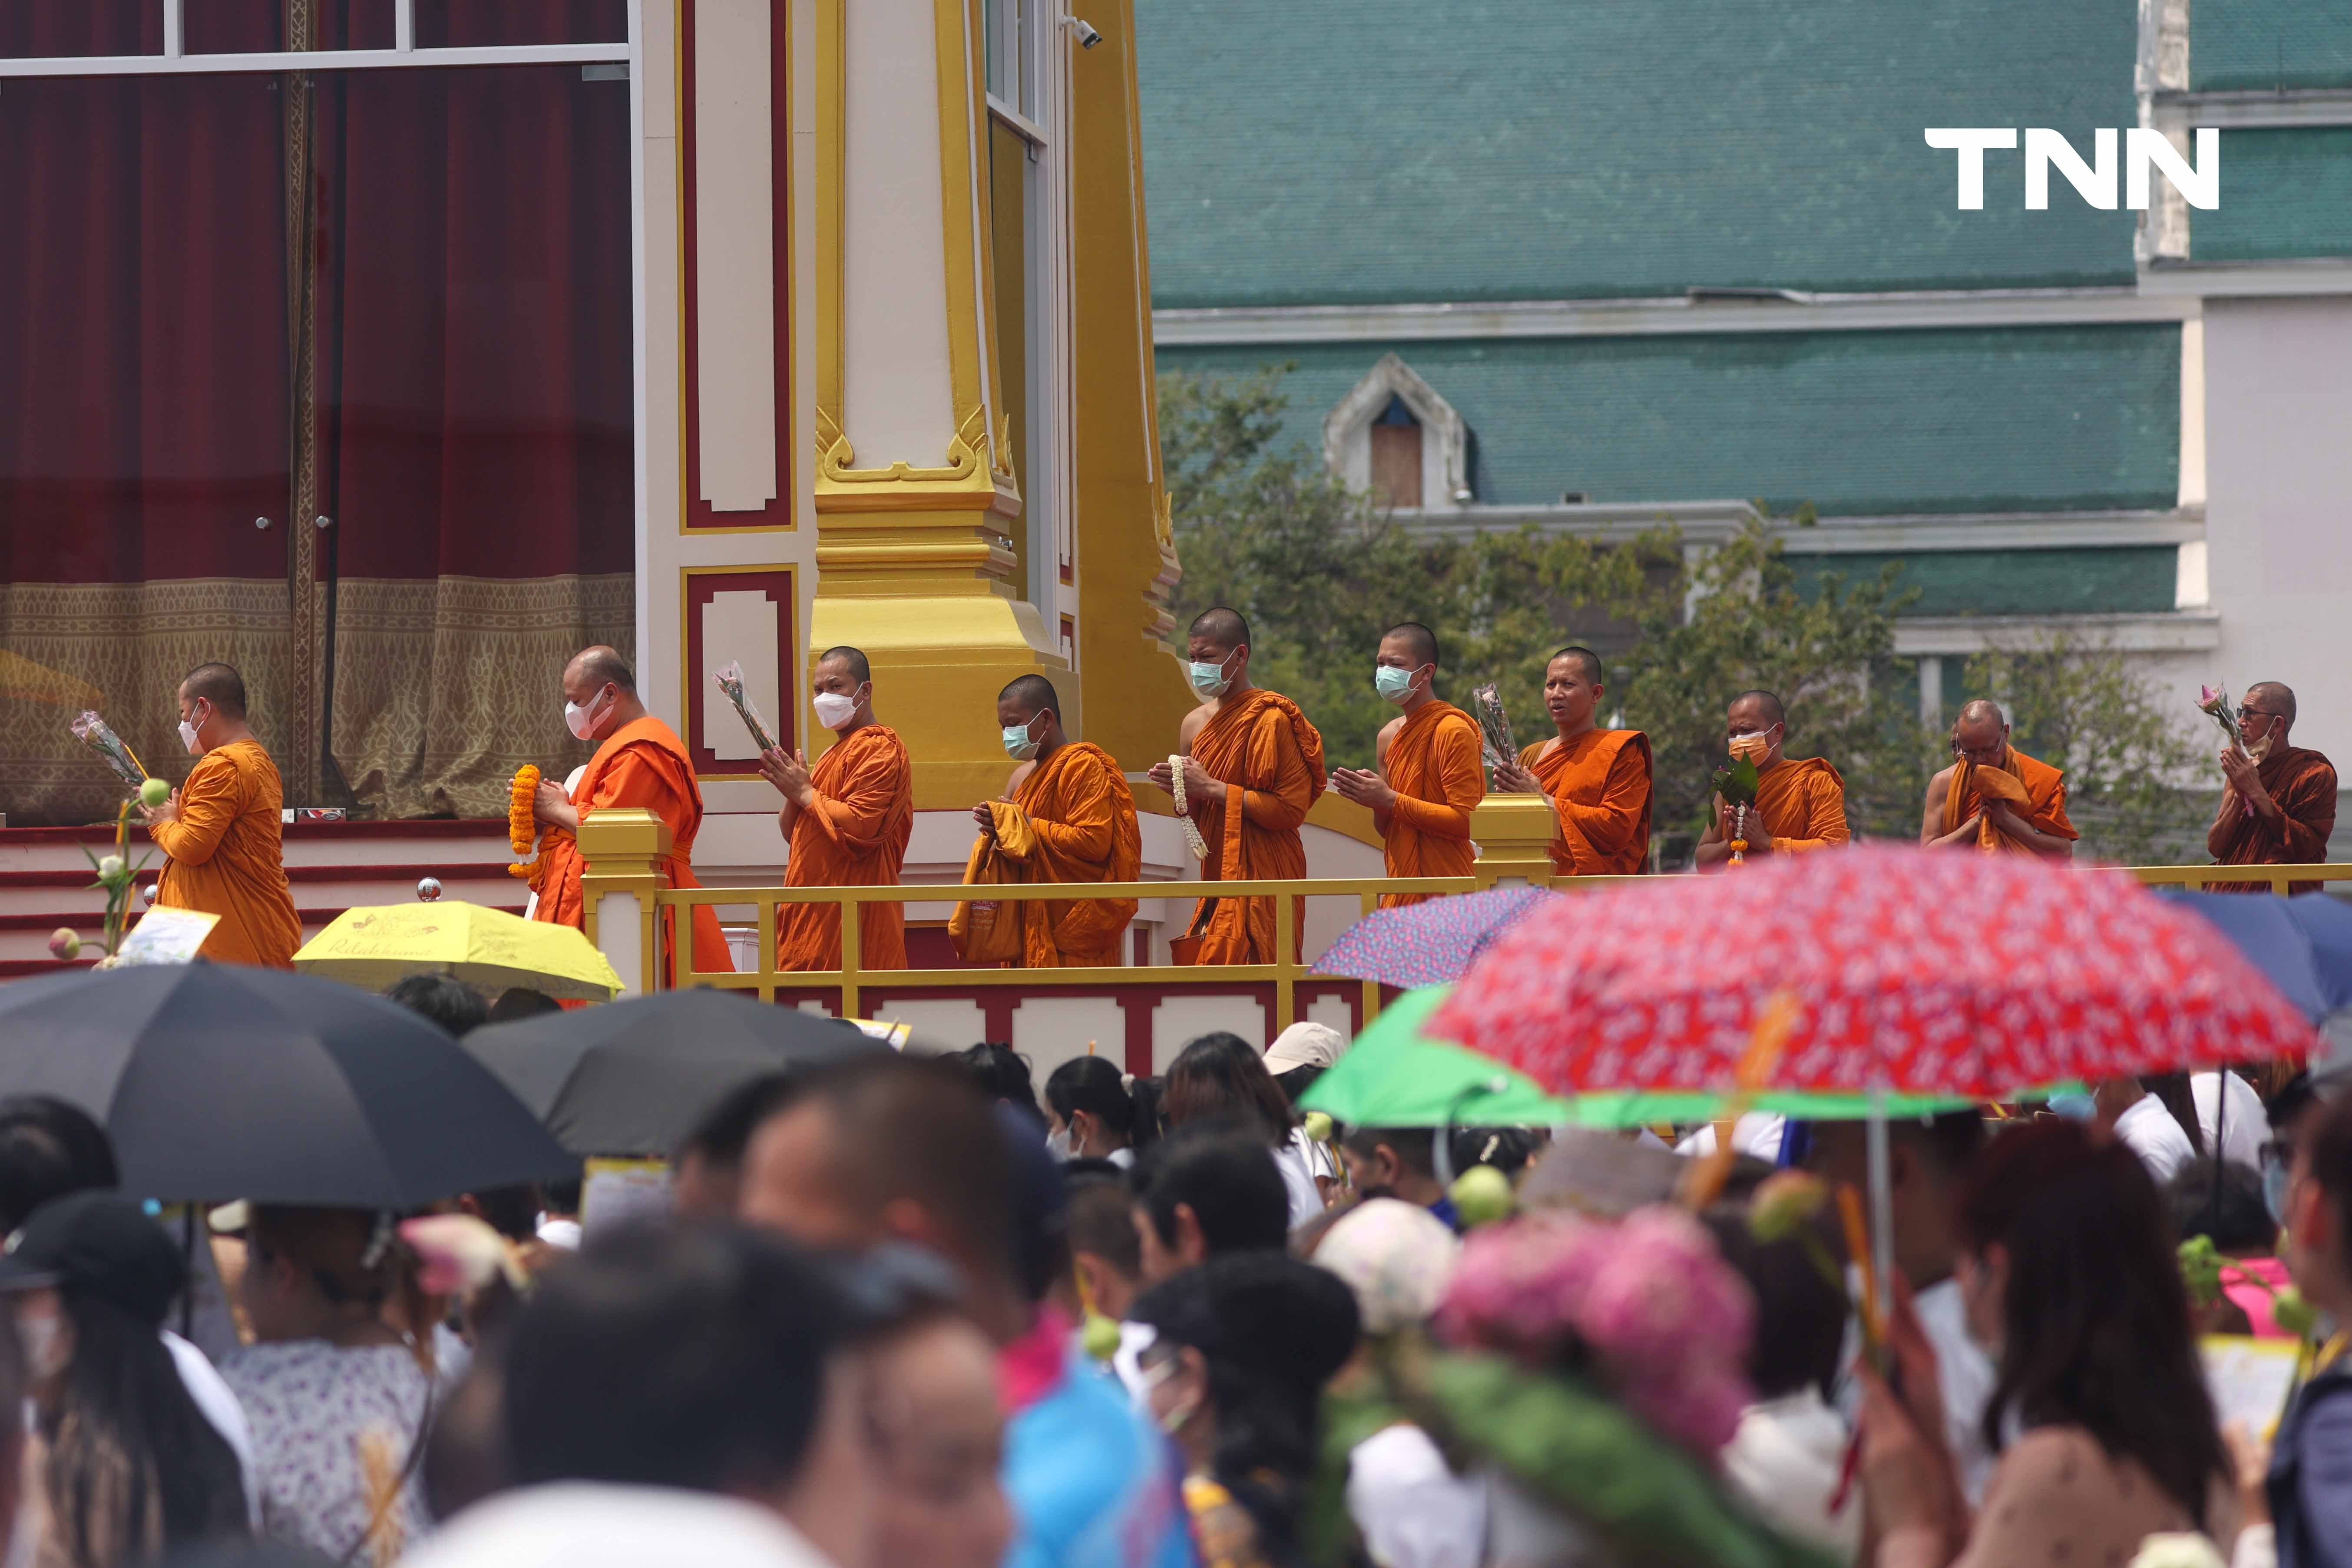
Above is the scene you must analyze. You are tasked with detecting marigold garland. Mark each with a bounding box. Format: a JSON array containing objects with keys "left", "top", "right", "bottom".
[{"left": 508, "top": 765, "right": 543, "bottom": 883}]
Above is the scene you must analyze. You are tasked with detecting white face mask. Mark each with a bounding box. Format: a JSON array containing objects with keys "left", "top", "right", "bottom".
[
  {"left": 563, "top": 686, "right": 611, "bottom": 741},
  {"left": 812, "top": 686, "right": 864, "bottom": 731},
  {"left": 1187, "top": 649, "right": 1237, "bottom": 698},
  {"left": 1045, "top": 1125, "right": 1074, "bottom": 1161},
  {"left": 16, "top": 1315, "right": 63, "bottom": 1383},
  {"left": 177, "top": 702, "right": 206, "bottom": 755}
]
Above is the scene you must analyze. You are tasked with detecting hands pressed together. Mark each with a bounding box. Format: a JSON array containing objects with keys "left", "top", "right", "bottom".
[{"left": 1146, "top": 755, "right": 1224, "bottom": 814}]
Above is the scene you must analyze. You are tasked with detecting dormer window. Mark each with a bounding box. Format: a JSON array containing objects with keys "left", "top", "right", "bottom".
[{"left": 1323, "top": 354, "right": 1471, "bottom": 510}]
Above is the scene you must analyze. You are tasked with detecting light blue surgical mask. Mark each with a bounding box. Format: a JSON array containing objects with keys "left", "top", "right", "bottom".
[
  {"left": 1374, "top": 663, "right": 1428, "bottom": 705},
  {"left": 1002, "top": 712, "right": 1045, "bottom": 761},
  {"left": 2266, "top": 1157, "right": 2293, "bottom": 1226},
  {"left": 1188, "top": 650, "right": 1237, "bottom": 698}
]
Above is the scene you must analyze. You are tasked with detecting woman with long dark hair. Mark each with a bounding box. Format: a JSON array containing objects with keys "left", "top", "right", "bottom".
[
  {"left": 1162, "top": 1033, "right": 1330, "bottom": 1225},
  {"left": 3, "top": 1192, "right": 248, "bottom": 1565},
  {"left": 1042, "top": 1057, "right": 1146, "bottom": 1168},
  {"left": 1131, "top": 1252, "right": 1360, "bottom": 1568},
  {"left": 1861, "top": 1118, "right": 2234, "bottom": 1565}
]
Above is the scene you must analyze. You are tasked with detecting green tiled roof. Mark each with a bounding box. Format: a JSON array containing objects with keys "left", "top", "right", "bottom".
[
  {"left": 1158, "top": 325, "right": 2180, "bottom": 516},
  {"left": 2192, "top": 129, "right": 2352, "bottom": 261},
  {"left": 1790, "top": 548, "right": 2180, "bottom": 616},
  {"left": 1135, "top": 0, "right": 2141, "bottom": 308},
  {"left": 2191, "top": 2, "right": 2352, "bottom": 90}
]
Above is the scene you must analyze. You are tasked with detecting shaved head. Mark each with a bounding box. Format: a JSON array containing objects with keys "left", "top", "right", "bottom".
[
  {"left": 1952, "top": 698, "right": 2009, "bottom": 761},
  {"left": 1730, "top": 689, "right": 1784, "bottom": 728},
  {"left": 1188, "top": 608, "right": 1249, "bottom": 652},
  {"left": 179, "top": 663, "right": 247, "bottom": 720},
  {"left": 1549, "top": 646, "right": 1603, "bottom": 686},
  {"left": 1382, "top": 622, "right": 1439, "bottom": 668},
  {"left": 818, "top": 646, "right": 871, "bottom": 685},
  {"left": 567, "top": 645, "right": 636, "bottom": 695},
  {"left": 2248, "top": 682, "right": 2297, "bottom": 726},
  {"left": 998, "top": 674, "right": 1060, "bottom": 720},
  {"left": 1956, "top": 698, "right": 2007, "bottom": 729}
]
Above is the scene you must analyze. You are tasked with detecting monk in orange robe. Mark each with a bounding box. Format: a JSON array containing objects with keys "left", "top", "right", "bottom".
[
  {"left": 1147, "top": 607, "right": 1327, "bottom": 963},
  {"left": 1694, "top": 689, "right": 1849, "bottom": 869},
  {"left": 764, "top": 645, "right": 913, "bottom": 972},
  {"left": 139, "top": 662, "right": 302, "bottom": 967},
  {"left": 2207, "top": 681, "right": 2336, "bottom": 893},
  {"left": 529, "top": 647, "right": 736, "bottom": 984},
  {"left": 972, "top": 674, "right": 1141, "bottom": 966},
  {"left": 1493, "top": 646, "right": 1652, "bottom": 876},
  {"left": 1921, "top": 698, "right": 2077, "bottom": 860},
  {"left": 1330, "top": 621, "right": 1484, "bottom": 906}
]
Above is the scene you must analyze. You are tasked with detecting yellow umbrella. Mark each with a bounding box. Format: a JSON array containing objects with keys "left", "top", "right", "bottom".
[
  {"left": 0, "top": 650, "right": 104, "bottom": 709},
  {"left": 294, "top": 901, "right": 621, "bottom": 1003}
]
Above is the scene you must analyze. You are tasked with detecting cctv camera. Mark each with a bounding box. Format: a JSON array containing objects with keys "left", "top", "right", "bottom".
[{"left": 1066, "top": 17, "right": 1103, "bottom": 47}]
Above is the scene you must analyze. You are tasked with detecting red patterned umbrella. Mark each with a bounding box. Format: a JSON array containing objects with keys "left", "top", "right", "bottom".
[{"left": 1427, "top": 843, "right": 2315, "bottom": 1098}]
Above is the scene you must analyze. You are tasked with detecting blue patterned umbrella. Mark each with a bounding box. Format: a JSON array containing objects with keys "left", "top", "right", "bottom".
[{"left": 1314, "top": 886, "right": 1562, "bottom": 989}]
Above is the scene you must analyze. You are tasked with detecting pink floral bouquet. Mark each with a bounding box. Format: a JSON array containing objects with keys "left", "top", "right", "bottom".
[
  {"left": 1432, "top": 1205, "right": 1755, "bottom": 1458},
  {"left": 2197, "top": 684, "right": 2246, "bottom": 753}
]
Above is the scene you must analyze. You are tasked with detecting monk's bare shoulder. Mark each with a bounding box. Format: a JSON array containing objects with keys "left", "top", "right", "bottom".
[
  {"left": 1177, "top": 704, "right": 1212, "bottom": 749},
  {"left": 1373, "top": 714, "right": 1406, "bottom": 768},
  {"left": 1002, "top": 760, "right": 1037, "bottom": 797},
  {"left": 1924, "top": 761, "right": 1956, "bottom": 807}
]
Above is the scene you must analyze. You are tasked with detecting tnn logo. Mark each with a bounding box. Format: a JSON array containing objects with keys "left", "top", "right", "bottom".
[{"left": 1925, "top": 128, "right": 2219, "bottom": 211}]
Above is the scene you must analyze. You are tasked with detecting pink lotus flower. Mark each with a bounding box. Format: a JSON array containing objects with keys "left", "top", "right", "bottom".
[
  {"left": 46, "top": 928, "right": 80, "bottom": 961},
  {"left": 400, "top": 1214, "right": 525, "bottom": 1296}
]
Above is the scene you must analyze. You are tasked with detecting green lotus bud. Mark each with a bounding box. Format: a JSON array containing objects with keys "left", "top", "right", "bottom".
[
  {"left": 1081, "top": 1310, "right": 1123, "bottom": 1362},
  {"left": 1450, "top": 1164, "right": 1515, "bottom": 1228},
  {"left": 1749, "top": 1170, "right": 1829, "bottom": 1244},
  {"left": 96, "top": 855, "right": 126, "bottom": 883},
  {"left": 1301, "top": 1111, "right": 1334, "bottom": 1145},
  {"left": 2275, "top": 1286, "right": 2319, "bottom": 1339},
  {"left": 46, "top": 928, "right": 80, "bottom": 961},
  {"left": 139, "top": 777, "right": 170, "bottom": 808},
  {"left": 2178, "top": 1234, "right": 2223, "bottom": 1307}
]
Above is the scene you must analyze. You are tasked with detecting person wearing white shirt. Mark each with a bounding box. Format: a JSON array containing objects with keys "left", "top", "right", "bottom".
[
  {"left": 1161, "top": 1032, "right": 1330, "bottom": 1227},
  {"left": 2195, "top": 1068, "right": 2272, "bottom": 1170},
  {"left": 2104, "top": 1081, "right": 2199, "bottom": 1185}
]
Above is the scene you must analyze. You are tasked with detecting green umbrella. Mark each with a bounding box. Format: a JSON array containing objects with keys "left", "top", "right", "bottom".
[
  {"left": 1300, "top": 986, "right": 1570, "bottom": 1127},
  {"left": 1557, "top": 1087, "right": 1986, "bottom": 1128}
]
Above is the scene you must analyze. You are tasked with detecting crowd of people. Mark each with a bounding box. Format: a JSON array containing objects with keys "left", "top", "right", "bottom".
[{"left": 0, "top": 982, "right": 2343, "bottom": 1568}]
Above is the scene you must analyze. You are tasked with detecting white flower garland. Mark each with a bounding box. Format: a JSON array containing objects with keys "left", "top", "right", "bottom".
[{"left": 1169, "top": 753, "right": 1210, "bottom": 862}]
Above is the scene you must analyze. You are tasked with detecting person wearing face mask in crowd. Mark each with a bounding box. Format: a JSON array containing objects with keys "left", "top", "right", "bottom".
[
  {"left": 1693, "top": 689, "right": 1850, "bottom": 870},
  {"left": 969, "top": 675, "right": 1141, "bottom": 969},
  {"left": 1329, "top": 623, "right": 1485, "bottom": 909},
  {"left": 1147, "top": 608, "right": 1327, "bottom": 965},
  {"left": 1043, "top": 1058, "right": 1146, "bottom": 1168},
  {"left": 766, "top": 645, "right": 914, "bottom": 974},
  {"left": 2207, "top": 680, "right": 2337, "bottom": 894},
  {"left": 528, "top": 645, "right": 736, "bottom": 985},
  {"left": 136, "top": 662, "right": 301, "bottom": 969}
]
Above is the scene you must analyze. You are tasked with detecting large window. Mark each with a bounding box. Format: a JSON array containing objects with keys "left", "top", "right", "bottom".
[
  {"left": 983, "top": 0, "right": 1070, "bottom": 645},
  {"left": 0, "top": 0, "right": 636, "bottom": 824}
]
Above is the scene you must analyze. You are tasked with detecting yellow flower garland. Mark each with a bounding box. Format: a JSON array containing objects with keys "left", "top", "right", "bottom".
[{"left": 508, "top": 765, "right": 542, "bottom": 882}]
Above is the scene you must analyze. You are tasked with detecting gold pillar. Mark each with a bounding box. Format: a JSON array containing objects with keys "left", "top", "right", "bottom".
[
  {"left": 576, "top": 807, "right": 672, "bottom": 996},
  {"left": 1471, "top": 794, "right": 1558, "bottom": 888}
]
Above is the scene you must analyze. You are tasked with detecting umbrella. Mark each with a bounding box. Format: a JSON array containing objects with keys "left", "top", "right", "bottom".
[
  {"left": 2154, "top": 889, "right": 2352, "bottom": 1024},
  {"left": 463, "top": 988, "right": 883, "bottom": 1157},
  {"left": 1313, "top": 886, "right": 1562, "bottom": 989},
  {"left": 0, "top": 965, "right": 575, "bottom": 1207},
  {"left": 1298, "top": 986, "right": 1569, "bottom": 1128},
  {"left": 1429, "top": 842, "right": 2313, "bottom": 1100},
  {"left": 294, "top": 900, "right": 622, "bottom": 1002}
]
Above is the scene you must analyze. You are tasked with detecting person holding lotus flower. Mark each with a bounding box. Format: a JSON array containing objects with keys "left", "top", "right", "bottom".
[
  {"left": 2204, "top": 681, "right": 2336, "bottom": 894},
  {"left": 1694, "top": 690, "right": 1849, "bottom": 870},
  {"left": 138, "top": 663, "right": 301, "bottom": 968}
]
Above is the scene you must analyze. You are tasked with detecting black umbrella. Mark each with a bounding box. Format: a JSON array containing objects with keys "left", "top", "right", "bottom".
[
  {"left": 0, "top": 964, "right": 576, "bottom": 1207},
  {"left": 461, "top": 987, "right": 883, "bottom": 1158}
]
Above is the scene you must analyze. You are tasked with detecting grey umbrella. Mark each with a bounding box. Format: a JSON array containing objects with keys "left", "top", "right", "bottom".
[{"left": 462, "top": 987, "right": 883, "bottom": 1158}]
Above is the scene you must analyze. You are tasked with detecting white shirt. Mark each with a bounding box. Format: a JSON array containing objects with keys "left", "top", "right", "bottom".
[
  {"left": 1273, "top": 1129, "right": 1330, "bottom": 1228},
  {"left": 2113, "top": 1093, "right": 2197, "bottom": 1185},
  {"left": 537, "top": 1217, "right": 583, "bottom": 1250},
  {"left": 2195, "top": 1070, "right": 2272, "bottom": 1170},
  {"left": 1721, "top": 1389, "right": 1861, "bottom": 1561},
  {"left": 1346, "top": 1423, "right": 1487, "bottom": 1568},
  {"left": 1674, "top": 1113, "right": 1787, "bottom": 1164},
  {"left": 162, "top": 1330, "right": 261, "bottom": 1528},
  {"left": 398, "top": 1482, "right": 840, "bottom": 1568},
  {"left": 1835, "top": 1275, "right": 1997, "bottom": 1506}
]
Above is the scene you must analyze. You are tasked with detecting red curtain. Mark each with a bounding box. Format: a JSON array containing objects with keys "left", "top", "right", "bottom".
[{"left": 0, "top": 6, "right": 293, "bottom": 821}]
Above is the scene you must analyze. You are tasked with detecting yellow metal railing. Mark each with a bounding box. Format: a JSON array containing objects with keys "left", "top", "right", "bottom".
[{"left": 2118, "top": 863, "right": 2352, "bottom": 893}]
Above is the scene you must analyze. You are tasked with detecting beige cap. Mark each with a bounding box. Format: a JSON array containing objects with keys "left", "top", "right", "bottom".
[{"left": 1265, "top": 1020, "right": 1346, "bottom": 1075}]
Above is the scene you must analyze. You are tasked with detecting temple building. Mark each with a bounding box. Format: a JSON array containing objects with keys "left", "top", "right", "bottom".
[{"left": 1137, "top": 0, "right": 2352, "bottom": 771}]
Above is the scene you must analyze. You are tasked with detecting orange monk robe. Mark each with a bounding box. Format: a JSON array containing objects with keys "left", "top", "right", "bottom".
[
  {"left": 988, "top": 742, "right": 1142, "bottom": 967},
  {"left": 1188, "top": 690, "right": 1327, "bottom": 964},
  {"left": 148, "top": 738, "right": 302, "bottom": 968},
  {"left": 1519, "top": 730, "right": 1653, "bottom": 877},
  {"left": 775, "top": 725, "right": 913, "bottom": 972},
  {"left": 1943, "top": 748, "right": 2078, "bottom": 856},
  {"left": 2208, "top": 745, "right": 2337, "bottom": 894},
  {"left": 1751, "top": 756, "right": 1850, "bottom": 853},
  {"left": 1377, "top": 700, "right": 1485, "bottom": 907},
  {"left": 531, "top": 716, "right": 735, "bottom": 983}
]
